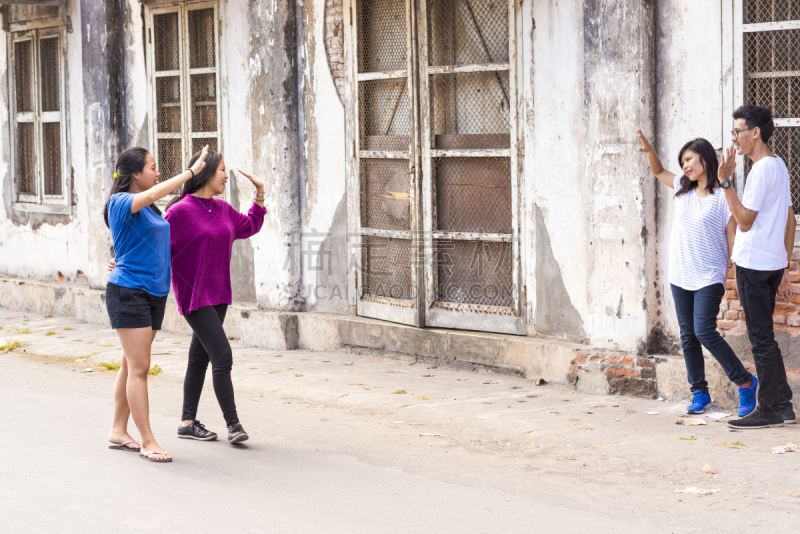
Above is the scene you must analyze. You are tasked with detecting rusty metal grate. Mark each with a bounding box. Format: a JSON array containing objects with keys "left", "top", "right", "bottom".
[
  {"left": 192, "top": 137, "right": 218, "bottom": 154},
  {"left": 772, "top": 128, "right": 800, "bottom": 210},
  {"left": 357, "top": 0, "right": 407, "bottom": 73},
  {"left": 190, "top": 73, "right": 217, "bottom": 132},
  {"left": 435, "top": 239, "right": 512, "bottom": 307},
  {"left": 359, "top": 78, "right": 410, "bottom": 151},
  {"left": 433, "top": 157, "right": 510, "bottom": 232},
  {"left": 362, "top": 236, "right": 414, "bottom": 300},
  {"left": 360, "top": 159, "right": 411, "bottom": 231},
  {"left": 16, "top": 122, "right": 35, "bottom": 195},
  {"left": 42, "top": 122, "right": 61, "bottom": 196},
  {"left": 188, "top": 8, "right": 215, "bottom": 69},
  {"left": 14, "top": 40, "right": 33, "bottom": 113},
  {"left": 158, "top": 138, "right": 183, "bottom": 180},
  {"left": 744, "top": 0, "right": 800, "bottom": 24},
  {"left": 430, "top": 71, "right": 510, "bottom": 146},
  {"left": 745, "top": 29, "right": 800, "bottom": 73},
  {"left": 156, "top": 77, "right": 182, "bottom": 132},
  {"left": 39, "top": 37, "right": 60, "bottom": 112},
  {"left": 746, "top": 77, "right": 800, "bottom": 118},
  {"left": 154, "top": 12, "right": 180, "bottom": 72},
  {"left": 427, "top": 0, "right": 508, "bottom": 66}
]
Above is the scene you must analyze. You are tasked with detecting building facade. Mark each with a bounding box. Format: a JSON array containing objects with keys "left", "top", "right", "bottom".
[{"left": 0, "top": 1, "right": 798, "bottom": 396}]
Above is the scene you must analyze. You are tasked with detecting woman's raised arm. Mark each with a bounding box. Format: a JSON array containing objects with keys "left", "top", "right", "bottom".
[
  {"left": 131, "top": 145, "right": 209, "bottom": 215},
  {"left": 637, "top": 129, "right": 676, "bottom": 189}
]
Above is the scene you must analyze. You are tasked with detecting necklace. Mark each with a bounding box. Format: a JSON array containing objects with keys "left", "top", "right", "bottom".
[{"left": 196, "top": 196, "right": 213, "bottom": 212}]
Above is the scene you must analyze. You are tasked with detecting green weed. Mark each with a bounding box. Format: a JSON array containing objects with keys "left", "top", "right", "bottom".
[
  {"left": 98, "top": 342, "right": 114, "bottom": 347},
  {"left": 393, "top": 390, "right": 408, "bottom": 395},
  {"left": 97, "top": 361, "right": 121, "bottom": 371},
  {"left": 148, "top": 365, "right": 163, "bottom": 376},
  {"left": 63, "top": 326, "right": 74, "bottom": 331},
  {"left": 0, "top": 340, "right": 23, "bottom": 351},
  {"left": 716, "top": 440, "right": 747, "bottom": 449},
  {"left": 679, "top": 436, "right": 697, "bottom": 441},
  {"left": 45, "top": 331, "right": 57, "bottom": 336}
]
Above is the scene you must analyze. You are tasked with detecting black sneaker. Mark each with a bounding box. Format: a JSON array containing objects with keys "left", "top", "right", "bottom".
[
  {"left": 177, "top": 420, "right": 218, "bottom": 441},
  {"left": 780, "top": 405, "right": 796, "bottom": 424},
  {"left": 727, "top": 408, "right": 784, "bottom": 430},
  {"left": 228, "top": 423, "right": 249, "bottom": 444}
]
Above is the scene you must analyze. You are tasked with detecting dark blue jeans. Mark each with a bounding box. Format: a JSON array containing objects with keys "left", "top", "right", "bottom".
[{"left": 671, "top": 283, "right": 750, "bottom": 393}]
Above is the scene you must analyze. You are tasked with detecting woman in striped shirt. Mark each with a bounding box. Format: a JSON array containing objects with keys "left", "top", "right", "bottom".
[{"left": 637, "top": 130, "right": 757, "bottom": 416}]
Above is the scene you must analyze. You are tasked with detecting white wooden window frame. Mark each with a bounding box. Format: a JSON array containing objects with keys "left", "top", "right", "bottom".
[
  {"left": 8, "top": 24, "right": 71, "bottom": 214},
  {"left": 144, "top": 0, "right": 222, "bottom": 181},
  {"left": 730, "top": 1, "right": 800, "bottom": 221}
]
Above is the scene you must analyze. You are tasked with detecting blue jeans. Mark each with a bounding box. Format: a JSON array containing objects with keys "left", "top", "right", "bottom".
[{"left": 671, "top": 283, "right": 750, "bottom": 393}]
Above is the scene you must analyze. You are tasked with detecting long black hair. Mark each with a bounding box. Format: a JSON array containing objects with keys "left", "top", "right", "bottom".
[
  {"left": 103, "top": 147, "right": 162, "bottom": 227},
  {"left": 674, "top": 138, "right": 719, "bottom": 198},
  {"left": 165, "top": 150, "right": 223, "bottom": 211}
]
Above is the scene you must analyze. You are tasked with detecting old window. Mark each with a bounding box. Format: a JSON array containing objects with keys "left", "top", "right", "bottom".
[
  {"left": 741, "top": 1, "right": 800, "bottom": 212},
  {"left": 9, "top": 27, "right": 68, "bottom": 209},
  {"left": 145, "top": 1, "right": 221, "bottom": 180}
]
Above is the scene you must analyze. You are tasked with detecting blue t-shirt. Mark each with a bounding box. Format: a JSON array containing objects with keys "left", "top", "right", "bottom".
[{"left": 107, "top": 192, "right": 171, "bottom": 296}]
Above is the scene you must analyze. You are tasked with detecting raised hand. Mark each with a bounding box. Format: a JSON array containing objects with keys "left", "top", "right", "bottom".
[
  {"left": 190, "top": 145, "right": 210, "bottom": 176},
  {"left": 637, "top": 128, "right": 655, "bottom": 153},
  {"left": 718, "top": 145, "right": 737, "bottom": 182},
  {"left": 235, "top": 168, "right": 264, "bottom": 192}
]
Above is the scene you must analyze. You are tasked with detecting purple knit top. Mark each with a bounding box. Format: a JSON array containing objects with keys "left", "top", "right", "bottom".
[{"left": 164, "top": 195, "right": 266, "bottom": 315}]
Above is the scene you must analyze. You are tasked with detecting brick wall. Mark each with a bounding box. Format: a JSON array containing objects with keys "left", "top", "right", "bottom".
[
  {"left": 324, "top": 0, "right": 345, "bottom": 104},
  {"left": 717, "top": 247, "right": 800, "bottom": 333},
  {"left": 568, "top": 352, "right": 657, "bottom": 397}
]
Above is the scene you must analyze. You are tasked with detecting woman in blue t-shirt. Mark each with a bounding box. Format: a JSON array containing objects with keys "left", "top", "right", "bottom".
[{"left": 103, "top": 145, "right": 209, "bottom": 463}]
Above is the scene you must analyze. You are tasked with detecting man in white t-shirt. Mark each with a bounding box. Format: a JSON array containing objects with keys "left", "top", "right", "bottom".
[{"left": 719, "top": 105, "right": 796, "bottom": 429}]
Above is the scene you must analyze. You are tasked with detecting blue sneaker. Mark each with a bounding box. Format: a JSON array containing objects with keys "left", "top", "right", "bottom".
[
  {"left": 687, "top": 392, "right": 711, "bottom": 414},
  {"left": 738, "top": 374, "right": 758, "bottom": 417}
]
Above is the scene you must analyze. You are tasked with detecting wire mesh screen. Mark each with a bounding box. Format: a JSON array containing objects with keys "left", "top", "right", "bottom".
[
  {"left": 158, "top": 138, "right": 183, "bottom": 180},
  {"left": 192, "top": 137, "right": 218, "bottom": 154},
  {"left": 362, "top": 236, "right": 414, "bottom": 300},
  {"left": 39, "top": 37, "right": 60, "bottom": 112},
  {"left": 744, "top": 0, "right": 800, "bottom": 24},
  {"left": 359, "top": 79, "right": 410, "bottom": 151},
  {"left": 427, "top": 0, "right": 508, "bottom": 66},
  {"left": 188, "top": 8, "right": 215, "bottom": 69},
  {"left": 434, "top": 157, "right": 511, "bottom": 232},
  {"left": 154, "top": 12, "right": 180, "bottom": 72},
  {"left": 16, "top": 122, "right": 36, "bottom": 195},
  {"left": 745, "top": 30, "right": 800, "bottom": 75},
  {"left": 156, "top": 77, "right": 182, "bottom": 133},
  {"left": 14, "top": 40, "right": 33, "bottom": 113},
  {"left": 190, "top": 73, "right": 218, "bottom": 132},
  {"left": 42, "top": 122, "right": 61, "bottom": 196},
  {"left": 746, "top": 77, "right": 800, "bottom": 118},
  {"left": 435, "top": 239, "right": 512, "bottom": 307},
  {"left": 430, "top": 72, "right": 510, "bottom": 148},
  {"left": 357, "top": 0, "right": 407, "bottom": 73},
  {"left": 360, "top": 159, "right": 411, "bottom": 231},
  {"left": 772, "top": 128, "right": 800, "bottom": 210}
]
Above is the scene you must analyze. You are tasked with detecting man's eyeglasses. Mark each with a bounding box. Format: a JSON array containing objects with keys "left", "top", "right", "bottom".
[{"left": 731, "top": 127, "right": 754, "bottom": 139}]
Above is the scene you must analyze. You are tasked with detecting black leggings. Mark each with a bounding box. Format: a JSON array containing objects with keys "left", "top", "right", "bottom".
[{"left": 181, "top": 304, "right": 239, "bottom": 426}]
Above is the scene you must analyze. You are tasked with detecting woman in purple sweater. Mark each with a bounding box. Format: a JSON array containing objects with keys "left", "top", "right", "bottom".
[{"left": 165, "top": 150, "right": 266, "bottom": 443}]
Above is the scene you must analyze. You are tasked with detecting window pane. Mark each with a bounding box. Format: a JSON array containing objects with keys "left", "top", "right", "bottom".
[
  {"left": 191, "top": 137, "right": 218, "bottom": 155},
  {"left": 188, "top": 8, "right": 216, "bottom": 69},
  {"left": 157, "top": 138, "right": 183, "bottom": 180},
  {"left": 190, "top": 73, "right": 218, "bottom": 132},
  {"left": 156, "top": 76, "right": 182, "bottom": 133},
  {"left": 357, "top": 0, "right": 407, "bottom": 72},
  {"left": 435, "top": 240, "right": 512, "bottom": 307},
  {"left": 358, "top": 78, "right": 410, "bottom": 151},
  {"left": 14, "top": 40, "right": 33, "bottom": 113},
  {"left": 16, "top": 122, "right": 36, "bottom": 195},
  {"left": 360, "top": 158, "right": 411, "bottom": 231},
  {"left": 427, "top": 0, "right": 509, "bottom": 66},
  {"left": 361, "top": 236, "right": 414, "bottom": 300},
  {"left": 154, "top": 12, "right": 180, "bottom": 71},
  {"left": 40, "top": 37, "right": 60, "bottom": 112},
  {"left": 43, "top": 123, "right": 62, "bottom": 196},
  {"left": 744, "top": 0, "right": 800, "bottom": 24}
]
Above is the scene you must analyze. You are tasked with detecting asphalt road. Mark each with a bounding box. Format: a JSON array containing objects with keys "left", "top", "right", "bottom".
[{"left": 1, "top": 308, "right": 798, "bottom": 533}]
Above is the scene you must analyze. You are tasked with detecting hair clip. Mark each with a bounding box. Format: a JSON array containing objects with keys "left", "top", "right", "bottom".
[{"left": 113, "top": 172, "right": 118, "bottom": 178}]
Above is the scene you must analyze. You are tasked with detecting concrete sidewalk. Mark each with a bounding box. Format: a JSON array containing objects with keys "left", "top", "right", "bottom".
[{"left": 1, "top": 307, "right": 799, "bottom": 533}]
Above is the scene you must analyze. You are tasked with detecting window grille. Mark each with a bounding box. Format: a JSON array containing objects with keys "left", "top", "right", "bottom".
[
  {"left": 148, "top": 3, "right": 220, "bottom": 183},
  {"left": 10, "top": 28, "right": 66, "bottom": 204},
  {"left": 741, "top": 2, "right": 800, "bottom": 213}
]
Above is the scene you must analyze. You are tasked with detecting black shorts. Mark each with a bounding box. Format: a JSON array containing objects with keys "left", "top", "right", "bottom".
[{"left": 106, "top": 282, "right": 168, "bottom": 330}]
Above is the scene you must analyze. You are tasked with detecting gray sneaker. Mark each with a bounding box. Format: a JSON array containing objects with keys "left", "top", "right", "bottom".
[
  {"left": 177, "top": 420, "right": 218, "bottom": 441},
  {"left": 780, "top": 405, "right": 796, "bottom": 424},
  {"left": 228, "top": 423, "right": 249, "bottom": 443}
]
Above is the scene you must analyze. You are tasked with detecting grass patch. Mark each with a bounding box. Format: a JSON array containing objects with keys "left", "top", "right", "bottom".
[
  {"left": 716, "top": 440, "right": 747, "bottom": 449},
  {"left": 148, "top": 364, "right": 163, "bottom": 376},
  {"left": 63, "top": 326, "right": 74, "bottom": 331},
  {"left": 393, "top": 390, "right": 408, "bottom": 395},
  {"left": 97, "top": 361, "right": 121, "bottom": 371},
  {"left": 98, "top": 342, "right": 114, "bottom": 347},
  {"left": 45, "top": 331, "right": 57, "bottom": 336},
  {"left": 679, "top": 436, "right": 697, "bottom": 441},
  {"left": 10, "top": 327, "right": 31, "bottom": 334},
  {"left": 416, "top": 395, "right": 432, "bottom": 400},
  {"left": 294, "top": 373, "right": 304, "bottom": 377},
  {"left": 0, "top": 340, "right": 23, "bottom": 351}
]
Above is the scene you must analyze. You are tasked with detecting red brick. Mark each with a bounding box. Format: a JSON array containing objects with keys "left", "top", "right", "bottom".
[
  {"left": 727, "top": 268, "right": 735, "bottom": 279},
  {"left": 791, "top": 294, "right": 800, "bottom": 304},
  {"left": 717, "top": 320, "right": 740, "bottom": 330},
  {"left": 774, "top": 313, "right": 787, "bottom": 324},
  {"left": 789, "top": 271, "right": 800, "bottom": 283},
  {"left": 791, "top": 283, "right": 800, "bottom": 294},
  {"left": 729, "top": 299, "right": 742, "bottom": 311},
  {"left": 724, "top": 311, "right": 739, "bottom": 320},
  {"left": 636, "top": 358, "right": 655, "bottom": 368},
  {"left": 574, "top": 353, "right": 587, "bottom": 363},
  {"left": 725, "top": 280, "right": 735, "bottom": 290},
  {"left": 775, "top": 303, "right": 795, "bottom": 313},
  {"left": 589, "top": 354, "right": 603, "bottom": 362},
  {"left": 793, "top": 250, "right": 800, "bottom": 261},
  {"left": 725, "top": 290, "right": 738, "bottom": 299},
  {"left": 604, "top": 368, "right": 640, "bottom": 378},
  {"left": 790, "top": 262, "right": 799, "bottom": 272},
  {"left": 621, "top": 357, "right": 635, "bottom": 366},
  {"left": 787, "top": 313, "right": 800, "bottom": 327},
  {"left": 569, "top": 364, "right": 580, "bottom": 373},
  {"left": 740, "top": 312, "right": 746, "bottom": 321},
  {"left": 719, "top": 299, "right": 729, "bottom": 311}
]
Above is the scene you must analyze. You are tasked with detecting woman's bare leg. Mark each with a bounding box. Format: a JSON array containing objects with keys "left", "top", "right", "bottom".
[
  {"left": 108, "top": 349, "right": 140, "bottom": 447},
  {"left": 115, "top": 327, "right": 171, "bottom": 460}
]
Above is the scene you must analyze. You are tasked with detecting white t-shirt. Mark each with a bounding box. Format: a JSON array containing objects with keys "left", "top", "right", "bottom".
[
  {"left": 730, "top": 156, "right": 792, "bottom": 271},
  {"left": 669, "top": 176, "right": 732, "bottom": 291}
]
